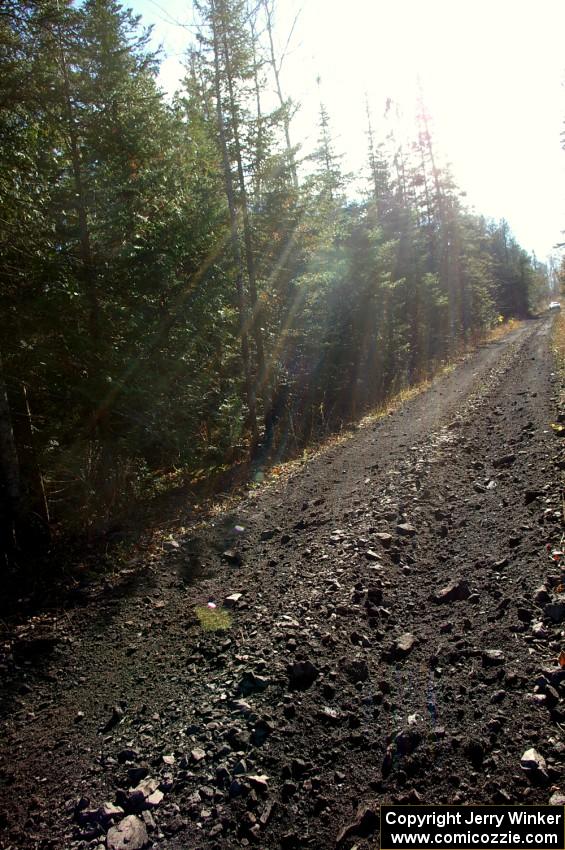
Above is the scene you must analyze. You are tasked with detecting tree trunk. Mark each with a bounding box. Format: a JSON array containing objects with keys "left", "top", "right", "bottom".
[
  {"left": 8, "top": 381, "right": 51, "bottom": 539},
  {"left": 219, "top": 16, "right": 270, "bottom": 409},
  {"left": 263, "top": 0, "right": 299, "bottom": 189},
  {"left": 57, "top": 41, "right": 101, "bottom": 347},
  {"left": 0, "top": 353, "right": 21, "bottom": 568},
  {"left": 249, "top": 15, "right": 265, "bottom": 204},
  {"left": 365, "top": 99, "right": 380, "bottom": 208},
  {"left": 211, "top": 4, "right": 258, "bottom": 444}
]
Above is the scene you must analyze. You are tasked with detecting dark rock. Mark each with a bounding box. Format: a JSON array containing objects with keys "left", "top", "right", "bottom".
[
  {"left": 215, "top": 765, "right": 231, "bottom": 787},
  {"left": 375, "top": 532, "right": 393, "bottom": 547},
  {"left": 288, "top": 660, "right": 319, "bottom": 690},
  {"left": 281, "top": 830, "right": 299, "bottom": 848},
  {"left": 366, "top": 586, "right": 383, "bottom": 604},
  {"left": 283, "top": 702, "right": 296, "bottom": 719},
  {"left": 117, "top": 749, "right": 139, "bottom": 764},
  {"left": 247, "top": 775, "right": 269, "bottom": 794},
  {"left": 395, "top": 728, "right": 422, "bottom": 756},
  {"left": 282, "top": 781, "right": 298, "bottom": 800},
  {"left": 340, "top": 657, "right": 369, "bottom": 683},
  {"left": 118, "top": 778, "right": 160, "bottom": 814},
  {"left": 240, "top": 811, "right": 257, "bottom": 831},
  {"left": 382, "top": 744, "right": 394, "bottom": 777},
  {"left": 222, "top": 549, "right": 242, "bottom": 565},
  {"left": 544, "top": 685, "right": 560, "bottom": 708},
  {"left": 127, "top": 766, "right": 149, "bottom": 786},
  {"left": 251, "top": 718, "right": 274, "bottom": 746},
  {"left": 544, "top": 600, "right": 565, "bottom": 623},
  {"left": 493, "top": 454, "right": 516, "bottom": 468},
  {"left": 226, "top": 727, "right": 250, "bottom": 749},
  {"left": 75, "top": 805, "right": 104, "bottom": 827},
  {"left": 533, "top": 587, "right": 551, "bottom": 607},
  {"left": 537, "top": 667, "right": 565, "bottom": 688},
  {"left": 229, "top": 779, "right": 248, "bottom": 798},
  {"left": 101, "top": 705, "right": 125, "bottom": 733},
  {"left": 335, "top": 805, "right": 379, "bottom": 846},
  {"left": 350, "top": 630, "right": 371, "bottom": 647},
  {"left": 491, "top": 690, "right": 506, "bottom": 704},
  {"left": 291, "top": 758, "right": 311, "bottom": 778},
  {"left": 465, "top": 739, "right": 485, "bottom": 767},
  {"left": 434, "top": 579, "right": 471, "bottom": 604},
  {"left": 482, "top": 650, "right": 505, "bottom": 667},
  {"left": 164, "top": 814, "right": 187, "bottom": 835},
  {"left": 198, "top": 785, "right": 216, "bottom": 803},
  {"left": 238, "top": 671, "right": 270, "bottom": 695}
]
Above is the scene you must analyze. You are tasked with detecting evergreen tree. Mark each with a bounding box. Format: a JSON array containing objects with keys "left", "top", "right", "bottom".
[{"left": 0, "top": 0, "right": 546, "bottom": 574}]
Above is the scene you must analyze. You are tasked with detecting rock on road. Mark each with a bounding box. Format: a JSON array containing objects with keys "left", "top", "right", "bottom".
[{"left": 1, "top": 317, "right": 564, "bottom": 850}]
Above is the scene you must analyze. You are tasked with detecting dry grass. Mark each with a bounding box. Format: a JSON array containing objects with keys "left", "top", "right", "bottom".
[
  {"left": 486, "top": 316, "right": 523, "bottom": 343},
  {"left": 195, "top": 605, "right": 232, "bottom": 632},
  {"left": 552, "top": 309, "right": 565, "bottom": 408}
]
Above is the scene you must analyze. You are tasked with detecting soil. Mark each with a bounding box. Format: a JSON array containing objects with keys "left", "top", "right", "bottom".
[{"left": 1, "top": 316, "right": 564, "bottom": 850}]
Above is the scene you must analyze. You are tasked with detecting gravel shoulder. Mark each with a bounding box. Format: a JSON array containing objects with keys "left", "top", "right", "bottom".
[{"left": 1, "top": 317, "right": 564, "bottom": 850}]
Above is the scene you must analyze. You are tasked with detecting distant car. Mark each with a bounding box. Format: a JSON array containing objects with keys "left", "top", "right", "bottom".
[{"left": 549, "top": 301, "right": 561, "bottom": 310}]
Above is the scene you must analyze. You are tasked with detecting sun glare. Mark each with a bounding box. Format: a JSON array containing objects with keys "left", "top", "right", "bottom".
[
  {"left": 128, "top": 0, "right": 565, "bottom": 257},
  {"left": 269, "top": 0, "right": 565, "bottom": 258}
]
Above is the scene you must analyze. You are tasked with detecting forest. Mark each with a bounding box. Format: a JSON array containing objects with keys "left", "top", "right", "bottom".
[{"left": 0, "top": 0, "right": 552, "bottom": 576}]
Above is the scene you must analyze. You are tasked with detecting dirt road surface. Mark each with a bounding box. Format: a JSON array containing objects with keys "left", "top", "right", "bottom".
[{"left": 1, "top": 316, "right": 564, "bottom": 850}]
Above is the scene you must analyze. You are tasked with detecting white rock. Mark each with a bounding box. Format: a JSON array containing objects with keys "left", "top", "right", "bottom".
[
  {"left": 520, "top": 748, "right": 546, "bottom": 772},
  {"left": 107, "top": 815, "right": 149, "bottom": 850},
  {"left": 224, "top": 593, "right": 243, "bottom": 608}
]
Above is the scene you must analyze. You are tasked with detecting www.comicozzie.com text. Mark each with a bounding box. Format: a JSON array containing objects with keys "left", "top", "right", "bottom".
[{"left": 383, "top": 809, "right": 564, "bottom": 847}]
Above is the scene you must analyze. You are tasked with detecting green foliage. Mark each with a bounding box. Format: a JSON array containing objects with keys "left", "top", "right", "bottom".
[{"left": 195, "top": 605, "right": 232, "bottom": 631}]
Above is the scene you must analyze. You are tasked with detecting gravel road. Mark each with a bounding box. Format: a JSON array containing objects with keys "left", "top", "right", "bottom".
[{"left": 1, "top": 316, "right": 564, "bottom": 850}]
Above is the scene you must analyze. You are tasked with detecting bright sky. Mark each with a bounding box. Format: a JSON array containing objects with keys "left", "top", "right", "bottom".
[{"left": 130, "top": 0, "right": 565, "bottom": 262}]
